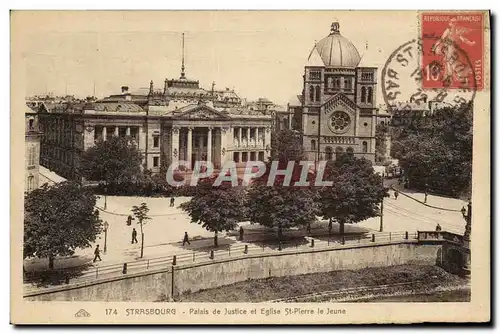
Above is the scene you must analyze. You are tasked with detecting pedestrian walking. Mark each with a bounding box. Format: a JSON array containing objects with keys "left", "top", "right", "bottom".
[
  {"left": 131, "top": 228, "right": 138, "bottom": 244},
  {"left": 182, "top": 232, "right": 191, "bottom": 246},
  {"left": 170, "top": 197, "right": 175, "bottom": 207},
  {"left": 239, "top": 226, "right": 244, "bottom": 241},
  {"left": 394, "top": 191, "right": 399, "bottom": 200},
  {"left": 93, "top": 245, "right": 102, "bottom": 262},
  {"left": 435, "top": 223, "right": 442, "bottom": 231},
  {"left": 424, "top": 191, "right": 428, "bottom": 203},
  {"left": 127, "top": 215, "right": 134, "bottom": 226}
]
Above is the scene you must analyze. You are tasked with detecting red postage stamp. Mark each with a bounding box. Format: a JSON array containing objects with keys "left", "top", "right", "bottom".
[{"left": 421, "top": 12, "right": 484, "bottom": 90}]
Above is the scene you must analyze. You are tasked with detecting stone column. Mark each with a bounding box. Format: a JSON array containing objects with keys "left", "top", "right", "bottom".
[
  {"left": 114, "top": 126, "right": 119, "bottom": 136},
  {"left": 126, "top": 127, "right": 131, "bottom": 136},
  {"left": 220, "top": 127, "right": 229, "bottom": 166},
  {"left": 207, "top": 127, "right": 212, "bottom": 163},
  {"left": 264, "top": 126, "right": 271, "bottom": 157},
  {"left": 238, "top": 127, "right": 242, "bottom": 147},
  {"left": 246, "top": 127, "right": 251, "bottom": 146},
  {"left": 102, "top": 126, "right": 107, "bottom": 141},
  {"left": 255, "top": 127, "right": 260, "bottom": 147},
  {"left": 187, "top": 127, "right": 193, "bottom": 169},
  {"left": 171, "top": 126, "right": 180, "bottom": 165}
]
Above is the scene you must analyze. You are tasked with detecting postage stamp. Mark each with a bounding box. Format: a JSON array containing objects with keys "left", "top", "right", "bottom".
[{"left": 420, "top": 12, "right": 485, "bottom": 91}]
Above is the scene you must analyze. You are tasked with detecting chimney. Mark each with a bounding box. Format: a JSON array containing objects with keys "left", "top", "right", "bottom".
[{"left": 121, "top": 86, "right": 129, "bottom": 93}]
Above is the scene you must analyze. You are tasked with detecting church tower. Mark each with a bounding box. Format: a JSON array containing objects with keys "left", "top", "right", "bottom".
[{"left": 297, "top": 21, "right": 378, "bottom": 163}]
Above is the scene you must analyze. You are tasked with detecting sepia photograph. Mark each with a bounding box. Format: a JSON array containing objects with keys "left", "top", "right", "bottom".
[{"left": 10, "top": 9, "right": 490, "bottom": 324}]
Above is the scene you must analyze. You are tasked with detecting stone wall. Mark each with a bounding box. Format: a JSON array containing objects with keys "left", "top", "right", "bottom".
[{"left": 25, "top": 242, "right": 441, "bottom": 302}]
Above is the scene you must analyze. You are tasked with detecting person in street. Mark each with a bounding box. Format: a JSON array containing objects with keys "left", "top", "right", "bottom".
[
  {"left": 170, "top": 197, "right": 175, "bottom": 207},
  {"left": 127, "top": 215, "right": 133, "bottom": 226},
  {"left": 93, "top": 245, "right": 102, "bottom": 262},
  {"left": 239, "top": 226, "right": 244, "bottom": 241},
  {"left": 435, "top": 223, "right": 442, "bottom": 231},
  {"left": 182, "top": 232, "right": 191, "bottom": 246},
  {"left": 424, "top": 191, "right": 428, "bottom": 203},
  {"left": 394, "top": 191, "right": 399, "bottom": 200},
  {"left": 131, "top": 228, "right": 138, "bottom": 244}
]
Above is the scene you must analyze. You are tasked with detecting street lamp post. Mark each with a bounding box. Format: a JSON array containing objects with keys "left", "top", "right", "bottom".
[
  {"left": 103, "top": 221, "right": 109, "bottom": 254},
  {"left": 379, "top": 173, "right": 385, "bottom": 232},
  {"left": 461, "top": 200, "right": 472, "bottom": 278},
  {"left": 104, "top": 185, "right": 108, "bottom": 210}
]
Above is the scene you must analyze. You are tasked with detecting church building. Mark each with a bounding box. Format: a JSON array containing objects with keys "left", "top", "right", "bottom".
[{"left": 291, "top": 21, "right": 379, "bottom": 162}]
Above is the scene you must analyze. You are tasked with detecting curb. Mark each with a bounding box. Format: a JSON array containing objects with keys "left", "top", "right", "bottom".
[{"left": 390, "top": 185, "right": 462, "bottom": 212}]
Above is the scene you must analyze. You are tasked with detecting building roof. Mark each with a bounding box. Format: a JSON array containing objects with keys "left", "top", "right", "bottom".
[
  {"left": 311, "top": 21, "right": 361, "bottom": 68},
  {"left": 288, "top": 95, "right": 302, "bottom": 107},
  {"left": 94, "top": 103, "right": 144, "bottom": 112},
  {"left": 306, "top": 48, "right": 325, "bottom": 67}
]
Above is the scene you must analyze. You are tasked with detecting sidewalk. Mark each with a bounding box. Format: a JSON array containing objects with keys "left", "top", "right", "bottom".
[{"left": 391, "top": 183, "right": 467, "bottom": 212}]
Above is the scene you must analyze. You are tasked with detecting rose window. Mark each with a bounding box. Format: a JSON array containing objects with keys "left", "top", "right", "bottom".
[{"left": 329, "top": 111, "right": 351, "bottom": 132}]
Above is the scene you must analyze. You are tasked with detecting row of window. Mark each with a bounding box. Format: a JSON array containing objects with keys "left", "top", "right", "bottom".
[
  {"left": 310, "top": 140, "right": 369, "bottom": 155},
  {"left": 233, "top": 151, "right": 266, "bottom": 163}
]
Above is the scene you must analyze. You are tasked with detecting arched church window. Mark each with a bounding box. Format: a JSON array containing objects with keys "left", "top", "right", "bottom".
[
  {"left": 346, "top": 147, "right": 354, "bottom": 156},
  {"left": 315, "top": 85, "right": 320, "bottom": 102},
  {"left": 309, "top": 86, "right": 315, "bottom": 102},
  {"left": 367, "top": 87, "right": 373, "bottom": 103},
  {"left": 361, "top": 86, "right": 366, "bottom": 103},
  {"left": 344, "top": 77, "right": 352, "bottom": 91},
  {"left": 311, "top": 140, "right": 316, "bottom": 151},
  {"left": 362, "top": 141, "right": 368, "bottom": 153},
  {"left": 325, "top": 146, "right": 333, "bottom": 160},
  {"left": 334, "top": 78, "right": 341, "bottom": 89},
  {"left": 335, "top": 147, "right": 344, "bottom": 160}
]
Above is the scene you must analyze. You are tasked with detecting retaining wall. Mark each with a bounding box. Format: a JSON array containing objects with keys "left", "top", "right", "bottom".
[{"left": 25, "top": 242, "right": 441, "bottom": 301}]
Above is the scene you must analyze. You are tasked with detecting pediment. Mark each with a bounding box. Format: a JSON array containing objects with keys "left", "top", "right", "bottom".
[
  {"left": 176, "top": 105, "right": 231, "bottom": 120},
  {"left": 323, "top": 93, "right": 357, "bottom": 112}
]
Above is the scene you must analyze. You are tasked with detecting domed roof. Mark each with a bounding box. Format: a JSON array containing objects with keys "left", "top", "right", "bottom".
[{"left": 309, "top": 21, "right": 361, "bottom": 68}]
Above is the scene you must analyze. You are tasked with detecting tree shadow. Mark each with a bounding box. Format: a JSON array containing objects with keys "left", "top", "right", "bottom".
[
  {"left": 251, "top": 235, "right": 310, "bottom": 251},
  {"left": 170, "top": 235, "right": 237, "bottom": 252},
  {"left": 24, "top": 261, "right": 95, "bottom": 288}
]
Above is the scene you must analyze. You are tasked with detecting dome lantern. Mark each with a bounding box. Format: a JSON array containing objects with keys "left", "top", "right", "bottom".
[{"left": 330, "top": 21, "right": 340, "bottom": 35}]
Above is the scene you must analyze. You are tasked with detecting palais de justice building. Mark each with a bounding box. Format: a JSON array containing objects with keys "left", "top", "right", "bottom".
[
  {"left": 289, "top": 21, "right": 380, "bottom": 162},
  {"left": 34, "top": 35, "right": 273, "bottom": 180}
]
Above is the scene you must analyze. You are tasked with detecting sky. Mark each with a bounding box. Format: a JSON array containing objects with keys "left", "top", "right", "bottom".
[{"left": 16, "top": 11, "right": 419, "bottom": 105}]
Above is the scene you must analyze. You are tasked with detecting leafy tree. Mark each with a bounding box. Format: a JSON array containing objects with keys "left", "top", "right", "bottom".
[
  {"left": 131, "top": 202, "right": 151, "bottom": 258},
  {"left": 247, "top": 162, "right": 320, "bottom": 242},
  {"left": 392, "top": 103, "right": 472, "bottom": 197},
  {"left": 271, "top": 129, "right": 304, "bottom": 162},
  {"left": 24, "top": 182, "right": 102, "bottom": 269},
  {"left": 79, "top": 136, "right": 144, "bottom": 189},
  {"left": 180, "top": 177, "right": 246, "bottom": 247},
  {"left": 320, "top": 155, "right": 388, "bottom": 235}
]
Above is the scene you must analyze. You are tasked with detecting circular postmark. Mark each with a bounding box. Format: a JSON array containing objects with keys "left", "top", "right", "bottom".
[{"left": 381, "top": 37, "right": 476, "bottom": 113}]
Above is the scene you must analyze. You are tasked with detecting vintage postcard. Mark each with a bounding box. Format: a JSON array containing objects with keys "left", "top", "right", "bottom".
[{"left": 11, "top": 10, "right": 490, "bottom": 324}]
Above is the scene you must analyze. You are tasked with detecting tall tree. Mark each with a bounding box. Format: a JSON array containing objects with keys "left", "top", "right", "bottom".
[
  {"left": 320, "top": 155, "right": 388, "bottom": 235},
  {"left": 392, "top": 103, "right": 472, "bottom": 197},
  {"left": 131, "top": 202, "right": 151, "bottom": 258},
  {"left": 180, "top": 177, "right": 246, "bottom": 247},
  {"left": 24, "top": 182, "right": 102, "bottom": 269},
  {"left": 271, "top": 129, "right": 304, "bottom": 162},
  {"left": 79, "top": 136, "right": 144, "bottom": 188},
  {"left": 247, "top": 162, "right": 320, "bottom": 242}
]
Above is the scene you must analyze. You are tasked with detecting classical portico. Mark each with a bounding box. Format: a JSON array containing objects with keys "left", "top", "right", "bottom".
[{"left": 164, "top": 103, "right": 271, "bottom": 170}]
